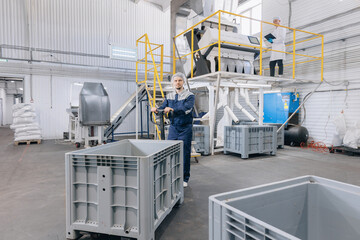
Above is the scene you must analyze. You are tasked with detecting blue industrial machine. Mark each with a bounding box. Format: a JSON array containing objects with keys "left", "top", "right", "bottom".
[{"left": 263, "top": 92, "right": 300, "bottom": 125}]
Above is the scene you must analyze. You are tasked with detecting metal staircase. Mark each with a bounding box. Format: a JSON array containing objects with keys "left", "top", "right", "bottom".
[
  {"left": 136, "top": 33, "right": 168, "bottom": 139},
  {"left": 104, "top": 85, "right": 147, "bottom": 138}
]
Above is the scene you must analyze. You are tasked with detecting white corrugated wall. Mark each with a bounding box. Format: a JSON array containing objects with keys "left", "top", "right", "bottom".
[
  {"left": 262, "top": 0, "right": 360, "bottom": 146},
  {"left": 23, "top": 75, "right": 137, "bottom": 139},
  {"left": 0, "top": 0, "right": 170, "bottom": 139},
  {"left": 0, "top": 0, "right": 171, "bottom": 70}
]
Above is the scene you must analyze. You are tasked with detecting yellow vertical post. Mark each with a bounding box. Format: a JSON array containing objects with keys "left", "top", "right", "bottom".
[
  {"left": 147, "top": 41, "right": 164, "bottom": 98},
  {"left": 173, "top": 42, "right": 176, "bottom": 74},
  {"left": 136, "top": 62, "right": 138, "bottom": 83},
  {"left": 145, "top": 37, "right": 148, "bottom": 82},
  {"left": 145, "top": 37, "right": 155, "bottom": 107},
  {"left": 218, "top": 11, "right": 221, "bottom": 72},
  {"left": 292, "top": 30, "right": 296, "bottom": 79},
  {"left": 259, "top": 22, "right": 263, "bottom": 76},
  {"left": 136, "top": 41, "right": 138, "bottom": 83},
  {"left": 191, "top": 28, "right": 194, "bottom": 78},
  {"left": 160, "top": 45, "right": 163, "bottom": 82},
  {"left": 321, "top": 35, "right": 324, "bottom": 82}
]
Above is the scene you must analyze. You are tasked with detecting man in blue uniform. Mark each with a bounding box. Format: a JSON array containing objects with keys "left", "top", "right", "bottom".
[{"left": 151, "top": 72, "right": 195, "bottom": 188}]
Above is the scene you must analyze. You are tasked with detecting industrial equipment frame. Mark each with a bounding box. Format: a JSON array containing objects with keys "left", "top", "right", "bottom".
[
  {"left": 173, "top": 10, "right": 324, "bottom": 81},
  {"left": 135, "top": 33, "right": 170, "bottom": 140},
  {"left": 134, "top": 11, "right": 324, "bottom": 155}
]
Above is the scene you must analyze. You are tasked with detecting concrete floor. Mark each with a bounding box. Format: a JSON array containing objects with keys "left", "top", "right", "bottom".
[{"left": 1, "top": 126, "right": 360, "bottom": 240}]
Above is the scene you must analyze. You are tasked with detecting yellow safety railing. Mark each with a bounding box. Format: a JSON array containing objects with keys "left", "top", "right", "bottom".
[
  {"left": 136, "top": 33, "right": 170, "bottom": 139},
  {"left": 173, "top": 10, "right": 324, "bottom": 81}
]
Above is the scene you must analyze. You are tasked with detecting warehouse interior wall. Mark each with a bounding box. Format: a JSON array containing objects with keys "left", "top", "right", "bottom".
[
  {"left": 0, "top": 0, "right": 171, "bottom": 139},
  {"left": 5, "top": 94, "right": 14, "bottom": 125},
  {"left": 0, "top": 88, "right": 5, "bottom": 125},
  {"left": 262, "top": 0, "right": 360, "bottom": 146},
  {"left": 22, "top": 75, "right": 138, "bottom": 139}
]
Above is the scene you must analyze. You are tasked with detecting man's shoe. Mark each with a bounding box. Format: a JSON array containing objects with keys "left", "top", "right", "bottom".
[{"left": 183, "top": 182, "right": 188, "bottom": 188}]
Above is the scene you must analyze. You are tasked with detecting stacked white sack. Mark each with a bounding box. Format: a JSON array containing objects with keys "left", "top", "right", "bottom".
[{"left": 10, "top": 103, "right": 42, "bottom": 142}]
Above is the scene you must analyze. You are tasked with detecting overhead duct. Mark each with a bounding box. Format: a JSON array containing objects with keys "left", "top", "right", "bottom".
[{"left": 189, "top": 0, "right": 204, "bottom": 15}]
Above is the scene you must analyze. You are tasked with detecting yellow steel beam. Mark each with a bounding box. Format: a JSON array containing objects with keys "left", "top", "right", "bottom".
[
  {"left": 136, "top": 62, "right": 139, "bottom": 83},
  {"left": 145, "top": 37, "right": 148, "bottom": 82},
  {"left": 191, "top": 42, "right": 218, "bottom": 55},
  {"left": 176, "top": 51, "right": 193, "bottom": 60},
  {"left": 219, "top": 10, "right": 322, "bottom": 36},
  {"left": 136, "top": 34, "right": 147, "bottom": 42},
  {"left": 173, "top": 42, "right": 176, "bottom": 74},
  {"left": 161, "top": 45, "right": 163, "bottom": 82},
  {"left": 221, "top": 41, "right": 261, "bottom": 50},
  {"left": 221, "top": 41, "right": 319, "bottom": 58},
  {"left": 263, "top": 58, "right": 320, "bottom": 71},
  {"left": 285, "top": 35, "right": 321, "bottom": 47},
  {"left": 137, "top": 40, "right": 162, "bottom": 46},
  {"left": 136, "top": 40, "right": 139, "bottom": 83},
  {"left": 191, "top": 28, "right": 194, "bottom": 78},
  {"left": 218, "top": 11, "right": 221, "bottom": 72},
  {"left": 321, "top": 35, "right": 324, "bottom": 82},
  {"left": 294, "top": 52, "right": 321, "bottom": 59},
  {"left": 292, "top": 30, "right": 296, "bottom": 79},
  {"left": 260, "top": 22, "right": 263, "bottom": 76},
  {"left": 146, "top": 38, "right": 165, "bottom": 98}
]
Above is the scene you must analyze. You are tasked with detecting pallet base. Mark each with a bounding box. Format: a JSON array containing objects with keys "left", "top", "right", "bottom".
[
  {"left": 14, "top": 139, "right": 42, "bottom": 146},
  {"left": 329, "top": 146, "right": 360, "bottom": 156}
]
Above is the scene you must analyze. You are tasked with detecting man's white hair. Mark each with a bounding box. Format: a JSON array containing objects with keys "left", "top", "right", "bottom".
[
  {"left": 171, "top": 72, "right": 187, "bottom": 83},
  {"left": 273, "top": 16, "right": 282, "bottom": 21}
]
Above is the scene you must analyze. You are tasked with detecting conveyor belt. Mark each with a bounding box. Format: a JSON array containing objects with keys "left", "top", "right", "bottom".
[{"left": 104, "top": 85, "right": 147, "bottom": 138}]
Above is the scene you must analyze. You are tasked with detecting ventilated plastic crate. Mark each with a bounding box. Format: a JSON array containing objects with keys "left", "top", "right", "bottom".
[
  {"left": 165, "top": 125, "right": 210, "bottom": 156},
  {"left": 209, "top": 176, "right": 360, "bottom": 240},
  {"left": 224, "top": 125, "right": 277, "bottom": 158},
  {"left": 239, "top": 122, "right": 284, "bottom": 149},
  {"left": 65, "top": 139, "right": 183, "bottom": 240},
  {"left": 192, "top": 125, "right": 210, "bottom": 155}
]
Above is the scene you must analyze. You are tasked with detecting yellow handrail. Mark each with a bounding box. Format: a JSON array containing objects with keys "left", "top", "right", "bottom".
[
  {"left": 136, "top": 33, "right": 166, "bottom": 139},
  {"left": 173, "top": 9, "right": 324, "bottom": 82}
]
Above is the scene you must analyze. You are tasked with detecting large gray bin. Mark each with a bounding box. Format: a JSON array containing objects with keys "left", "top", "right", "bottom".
[
  {"left": 192, "top": 125, "right": 210, "bottom": 155},
  {"left": 224, "top": 125, "right": 277, "bottom": 159},
  {"left": 66, "top": 139, "right": 183, "bottom": 240},
  {"left": 239, "top": 122, "right": 284, "bottom": 149},
  {"left": 209, "top": 176, "right": 360, "bottom": 240},
  {"left": 165, "top": 125, "right": 210, "bottom": 156}
]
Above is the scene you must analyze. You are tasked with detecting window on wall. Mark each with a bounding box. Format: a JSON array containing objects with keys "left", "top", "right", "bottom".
[{"left": 236, "top": 0, "right": 262, "bottom": 36}]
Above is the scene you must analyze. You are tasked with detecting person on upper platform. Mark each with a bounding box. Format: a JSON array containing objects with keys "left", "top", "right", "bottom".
[{"left": 268, "top": 16, "right": 287, "bottom": 77}]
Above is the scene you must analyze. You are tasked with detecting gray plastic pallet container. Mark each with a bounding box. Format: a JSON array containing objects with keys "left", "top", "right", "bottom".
[
  {"left": 224, "top": 125, "right": 277, "bottom": 158},
  {"left": 65, "top": 139, "right": 184, "bottom": 240},
  {"left": 209, "top": 176, "right": 360, "bottom": 240},
  {"left": 165, "top": 125, "right": 210, "bottom": 155},
  {"left": 192, "top": 125, "right": 210, "bottom": 155},
  {"left": 239, "top": 122, "right": 284, "bottom": 148}
]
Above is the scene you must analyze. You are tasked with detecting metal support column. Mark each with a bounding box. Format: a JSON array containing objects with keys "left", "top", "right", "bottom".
[
  {"left": 135, "top": 84, "right": 139, "bottom": 139},
  {"left": 210, "top": 72, "right": 221, "bottom": 155},
  {"left": 259, "top": 87, "right": 264, "bottom": 125},
  {"left": 140, "top": 97, "right": 143, "bottom": 138}
]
